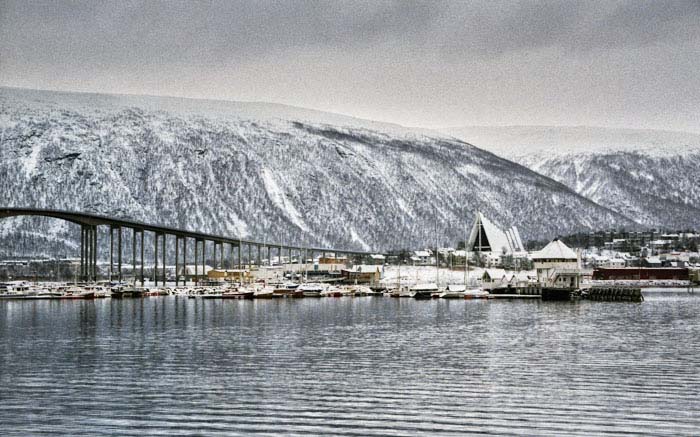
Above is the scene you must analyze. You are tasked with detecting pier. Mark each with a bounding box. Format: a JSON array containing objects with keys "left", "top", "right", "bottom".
[{"left": 584, "top": 287, "right": 644, "bottom": 302}]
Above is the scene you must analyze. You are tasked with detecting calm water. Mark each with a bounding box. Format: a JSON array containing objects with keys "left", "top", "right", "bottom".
[{"left": 1, "top": 290, "right": 699, "bottom": 436}]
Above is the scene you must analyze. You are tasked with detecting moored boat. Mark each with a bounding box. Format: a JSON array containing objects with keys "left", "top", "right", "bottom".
[
  {"left": 464, "top": 289, "right": 490, "bottom": 299},
  {"left": 541, "top": 287, "right": 573, "bottom": 301},
  {"left": 222, "top": 290, "right": 255, "bottom": 299},
  {"left": 297, "top": 283, "right": 325, "bottom": 297},
  {"left": 254, "top": 287, "right": 275, "bottom": 299},
  {"left": 321, "top": 286, "right": 343, "bottom": 297},
  {"left": 410, "top": 283, "right": 438, "bottom": 299},
  {"left": 440, "top": 284, "right": 467, "bottom": 299}
]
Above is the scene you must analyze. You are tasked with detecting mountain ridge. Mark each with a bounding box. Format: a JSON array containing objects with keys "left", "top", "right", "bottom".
[
  {"left": 442, "top": 125, "right": 700, "bottom": 230},
  {"left": 0, "top": 87, "right": 639, "bottom": 258}
]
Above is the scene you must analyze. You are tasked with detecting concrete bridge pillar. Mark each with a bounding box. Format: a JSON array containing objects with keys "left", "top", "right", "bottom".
[
  {"left": 201, "top": 239, "right": 206, "bottom": 282},
  {"left": 117, "top": 226, "right": 122, "bottom": 283},
  {"left": 80, "top": 224, "right": 97, "bottom": 283},
  {"left": 132, "top": 228, "right": 137, "bottom": 285},
  {"left": 227, "top": 242, "right": 233, "bottom": 270},
  {"left": 247, "top": 244, "right": 251, "bottom": 269},
  {"left": 154, "top": 233, "right": 159, "bottom": 286},
  {"left": 182, "top": 236, "right": 187, "bottom": 286},
  {"left": 80, "top": 225, "right": 86, "bottom": 282},
  {"left": 161, "top": 233, "right": 166, "bottom": 286},
  {"left": 175, "top": 236, "right": 180, "bottom": 287},
  {"left": 109, "top": 225, "right": 114, "bottom": 282},
  {"left": 140, "top": 230, "right": 144, "bottom": 286},
  {"left": 194, "top": 239, "right": 199, "bottom": 284}
]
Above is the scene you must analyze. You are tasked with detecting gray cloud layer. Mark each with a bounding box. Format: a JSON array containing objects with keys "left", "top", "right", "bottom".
[{"left": 1, "top": 0, "right": 699, "bottom": 131}]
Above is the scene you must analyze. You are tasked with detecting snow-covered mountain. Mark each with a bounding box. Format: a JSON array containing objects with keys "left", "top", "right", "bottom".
[
  {"left": 443, "top": 126, "right": 700, "bottom": 229},
  {"left": 0, "top": 88, "right": 635, "bottom": 258}
]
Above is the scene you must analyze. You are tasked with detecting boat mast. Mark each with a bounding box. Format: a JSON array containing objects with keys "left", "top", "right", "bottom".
[
  {"left": 435, "top": 214, "right": 439, "bottom": 287},
  {"left": 397, "top": 253, "right": 401, "bottom": 292},
  {"left": 304, "top": 247, "right": 308, "bottom": 283},
  {"left": 477, "top": 210, "right": 482, "bottom": 268},
  {"left": 464, "top": 220, "right": 469, "bottom": 288}
]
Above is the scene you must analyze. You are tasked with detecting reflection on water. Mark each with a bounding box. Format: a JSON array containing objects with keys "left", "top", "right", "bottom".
[{"left": 1, "top": 290, "right": 699, "bottom": 436}]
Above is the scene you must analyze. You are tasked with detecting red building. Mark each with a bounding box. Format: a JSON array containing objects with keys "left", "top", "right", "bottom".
[{"left": 593, "top": 267, "right": 689, "bottom": 281}]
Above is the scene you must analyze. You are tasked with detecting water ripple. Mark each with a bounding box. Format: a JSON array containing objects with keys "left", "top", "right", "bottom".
[{"left": 1, "top": 291, "right": 699, "bottom": 435}]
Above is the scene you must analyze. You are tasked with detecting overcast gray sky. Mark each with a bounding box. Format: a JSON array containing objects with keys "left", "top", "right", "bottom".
[{"left": 1, "top": 0, "right": 699, "bottom": 132}]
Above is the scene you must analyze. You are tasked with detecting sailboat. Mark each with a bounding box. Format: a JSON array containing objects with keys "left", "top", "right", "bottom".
[
  {"left": 441, "top": 221, "right": 469, "bottom": 298},
  {"left": 412, "top": 216, "right": 440, "bottom": 299},
  {"left": 410, "top": 282, "right": 438, "bottom": 299}
]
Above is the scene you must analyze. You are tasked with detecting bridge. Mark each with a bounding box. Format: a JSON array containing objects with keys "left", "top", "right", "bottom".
[{"left": 0, "top": 208, "right": 371, "bottom": 285}]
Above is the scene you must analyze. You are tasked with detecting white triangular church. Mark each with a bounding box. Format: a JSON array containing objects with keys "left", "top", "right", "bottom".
[{"left": 467, "top": 212, "right": 525, "bottom": 255}]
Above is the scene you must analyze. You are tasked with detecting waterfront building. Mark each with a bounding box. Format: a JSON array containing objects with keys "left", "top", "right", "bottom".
[
  {"left": 319, "top": 256, "right": 349, "bottom": 265},
  {"left": 593, "top": 267, "right": 689, "bottom": 281},
  {"left": 482, "top": 268, "right": 507, "bottom": 284},
  {"left": 207, "top": 269, "right": 251, "bottom": 282},
  {"left": 411, "top": 250, "right": 433, "bottom": 265},
  {"left": 532, "top": 239, "right": 581, "bottom": 289},
  {"left": 341, "top": 265, "right": 382, "bottom": 284}
]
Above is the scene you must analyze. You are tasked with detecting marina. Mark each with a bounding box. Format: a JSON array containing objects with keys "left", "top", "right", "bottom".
[{"left": 0, "top": 275, "right": 649, "bottom": 303}]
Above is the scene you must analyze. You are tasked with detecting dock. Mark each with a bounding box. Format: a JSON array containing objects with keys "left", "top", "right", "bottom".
[
  {"left": 584, "top": 287, "right": 643, "bottom": 302},
  {"left": 488, "top": 294, "right": 540, "bottom": 299}
]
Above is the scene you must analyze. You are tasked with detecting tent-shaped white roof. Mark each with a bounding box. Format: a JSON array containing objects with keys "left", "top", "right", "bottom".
[
  {"left": 482, "top": 268, "right": 506, "bottom": 281},
  {"left": 467, "top": 212, "right": 524, "bottom": 254},
  {"left": 532, "top": 239, "right": 577, "bottom": 260}
]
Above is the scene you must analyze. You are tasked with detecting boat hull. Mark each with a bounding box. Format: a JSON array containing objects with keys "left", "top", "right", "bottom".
[
  {"left": 541, "top": 288, "right": 573, "bottom": 301},
  {"left": 222, "top": 291, "right": 255, "bottom": 299}
]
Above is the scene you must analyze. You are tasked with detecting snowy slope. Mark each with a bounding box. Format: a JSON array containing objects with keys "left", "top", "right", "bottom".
[
  {"left": 0, "top": 88, "right": 635, "bottom": 258},
  {"left": 443, "top": 126, "right": 700, "bottom": 229}
]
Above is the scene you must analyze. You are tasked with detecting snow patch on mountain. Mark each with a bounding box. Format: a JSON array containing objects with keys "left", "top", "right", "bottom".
[
  {"left": 349, "top": 228, "right": 371, "bottom": 251},
  {"left": 260, "top": 167, "right": 310, "bottom": 233}
]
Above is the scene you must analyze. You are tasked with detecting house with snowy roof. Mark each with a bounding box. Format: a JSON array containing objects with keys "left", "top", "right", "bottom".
[
  {"left": 411, "top": 250, "right": 433, "bottom": 265},
  {"left": 532, "top": 239, "right": 581, "bottom": 289},
  {"left": 368, "top": 254, "right": 386, "bottom": 265},
  {"left": 507, "top": 270, "right": 537, "bottom": 287},
  {"left": 481, "top": 268, "right": 508, "bottom": 290}
]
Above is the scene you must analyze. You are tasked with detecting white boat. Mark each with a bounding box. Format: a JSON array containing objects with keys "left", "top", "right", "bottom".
[
  {"left": 440, "top": 284, "right": 467, "bottom": 299},
  {"left": 410, "top": 283, "right": 438, "bottom": 299},
  {"left": 297, "top": 283, "right": 325, "bottom": 297},
  {"left": 464, "top": 289, "right": 490, "bottom": 299},
  {"left": 351, "top": 285, "right": 375, "bottom": 296},
  {"left": 253, "top": 286, "right": 275, "bottom": 299},
  {"left": 321, "top": 286, "right": 343, "bottom": 297}
]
